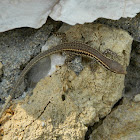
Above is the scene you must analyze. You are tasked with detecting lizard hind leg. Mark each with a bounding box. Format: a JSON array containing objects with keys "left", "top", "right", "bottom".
[{"left": 103, "top": 49, "right": 119, "bottom": 60}]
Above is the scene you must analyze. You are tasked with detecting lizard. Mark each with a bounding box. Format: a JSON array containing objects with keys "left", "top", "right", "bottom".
[{"left": 0, "top": 41, "right": 126, "bottom": 118}]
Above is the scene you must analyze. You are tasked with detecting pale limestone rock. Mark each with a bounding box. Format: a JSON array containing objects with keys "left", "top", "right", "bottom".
[
  {"left": 1, "top": 24, "right": 132, "bottom": 139},
  {"left": 0, "top": 0, "right": 140, "bottom": 32},
  {"left": 50, "top": 0, "right": 140, "bottom": 25},
  {"left": 0, "top": 0, "right": 57, "bottom": 32},
  {"left": 90, "top": 99, "right": 140, "bottom": 140}
]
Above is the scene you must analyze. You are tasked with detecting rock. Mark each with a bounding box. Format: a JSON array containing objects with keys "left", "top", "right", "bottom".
[
  {"left": 96, "top": 13, "right": 140, "bottom": 42},
  {"left": 133, "top": 94, "right": 140, "bottom": 102},
  {"left": 124, "top": 41, "right": 140, "bottom": 98},
  {"left": 0, "top": 19, "right": 61, "bottom": 100},
  {"left": 0, "top": 24, "right": 132, "bottom": 139},
  {"left": 90, "top": 99, "right": 140, "bottom": 140},
  {"left": 0, "top": 0, "right": 140, "bottom": 32},
  {"left": 0, "top": 0, "right": 57, "bottom": 32},
  {"left": 50, "top": 0, "right": 140, "bottom": 25}
]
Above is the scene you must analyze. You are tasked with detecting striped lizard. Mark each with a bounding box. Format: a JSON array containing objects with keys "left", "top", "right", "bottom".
[{"left": 0, "top": 41, "right": 126, "bottom": 118}]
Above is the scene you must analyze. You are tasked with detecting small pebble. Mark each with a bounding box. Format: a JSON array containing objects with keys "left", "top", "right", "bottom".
[
  {"left": 133, "top": 94, "right": 140, "bottom": 102},
  {"left": 42, "top": 122, "right": 45, "bottom": 127}
]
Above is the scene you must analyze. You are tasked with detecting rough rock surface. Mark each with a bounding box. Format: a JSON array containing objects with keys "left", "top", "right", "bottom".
[
  {"left": 0, "top": 19, "right": 62, "bottom": 102},
  {"left": 0, "top": 0, "right": 140, "bottom": 32},
  {"left": 90, "top": 99, "right": 140, "bottom": 140},
  {"left": 0, "top": 24, "right": 132, "bottom": 139},
  {"left": 96, "top": 13, "right": 140, "bottom": 42},
  {"left": 124, "top": 41, "right": 140, "bottom": 98}
]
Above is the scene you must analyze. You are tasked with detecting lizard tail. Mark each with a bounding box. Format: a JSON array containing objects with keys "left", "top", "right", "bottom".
[{"left": 0, "top": 95, "right": 12, "bottom": 118}]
